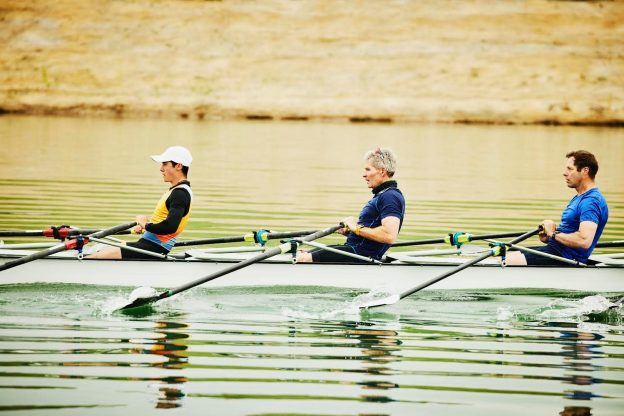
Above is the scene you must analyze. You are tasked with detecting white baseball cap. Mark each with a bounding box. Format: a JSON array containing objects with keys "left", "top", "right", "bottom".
[{"left": 151, "top": 146, "right": 193, "bottom": 166}]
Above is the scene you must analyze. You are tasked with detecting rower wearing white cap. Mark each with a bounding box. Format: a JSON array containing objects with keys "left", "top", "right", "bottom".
[{"left": 88, "top": 146, "right": 193, "bottom": 260}]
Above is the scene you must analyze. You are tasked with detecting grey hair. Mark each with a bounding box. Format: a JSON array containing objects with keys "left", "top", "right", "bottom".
[{"left": 364, "top": 148, "right": 397, "bottom": 177}]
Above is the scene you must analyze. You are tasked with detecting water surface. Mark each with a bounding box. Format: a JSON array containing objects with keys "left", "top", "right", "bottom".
[{"left": 0, "top": 116, "right": 623, "bottom": 415}]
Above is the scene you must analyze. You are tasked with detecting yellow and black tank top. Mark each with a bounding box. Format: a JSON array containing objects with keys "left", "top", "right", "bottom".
[{"left": 142, "top": 181, "right": 192, "bottom": 251}]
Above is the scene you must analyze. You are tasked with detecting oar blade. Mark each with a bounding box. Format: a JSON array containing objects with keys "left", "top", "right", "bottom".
[
  {"left": 115, "top": 223, "right": 344, "bottom": 312},
  {"left": 357, "top": 293, "right": 401, "bottom": 309},
  {"left": 118, "top": 295, "right": 161, "bottom": 311},
  {"left": 117, "top": 286, "right": 164, "bottom": 311}
]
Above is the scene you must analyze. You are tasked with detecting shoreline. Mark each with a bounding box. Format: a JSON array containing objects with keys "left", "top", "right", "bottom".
[{"left": 2, "top": 105, "right": 622, "bottom": 127}]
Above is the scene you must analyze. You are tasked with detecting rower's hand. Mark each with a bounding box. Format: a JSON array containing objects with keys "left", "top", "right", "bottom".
[
  {"left": 339, "top": 217, "right": 358, "bottom": 235},
  {"left": 540, "top": 219, "right": 557, "bottom": 243},
  {"left": 132, "top": 215, "right": 149, "bottom": 234}
]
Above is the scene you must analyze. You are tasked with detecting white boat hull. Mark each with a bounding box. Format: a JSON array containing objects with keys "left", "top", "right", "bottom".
[{"left": 0, "top": 251, "right": 622, "bottom": 293}]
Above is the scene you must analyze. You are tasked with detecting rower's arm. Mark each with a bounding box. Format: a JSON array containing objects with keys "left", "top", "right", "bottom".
[
  {"left": 356, "top": 216, "right": 401, "bottom": 244},
  {"left": 549, "top": 220, "right": 598, "bottom": 250},
  {"left": 145, "top": 189, "right": 191, "bottom": 235}
]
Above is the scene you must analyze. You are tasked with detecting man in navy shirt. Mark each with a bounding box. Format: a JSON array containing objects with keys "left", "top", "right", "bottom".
[
  {"left": 296, "top": 148, "right": 406, "bottom": 263},
  {"left": 507, "top": 150, "right": 609, "bottom": 266}
]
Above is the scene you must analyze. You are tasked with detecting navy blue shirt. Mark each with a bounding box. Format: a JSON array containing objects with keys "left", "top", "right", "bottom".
[
  {"left": 346, "top": 180, "right": 405, "bottom": 260},
  {"left": 548, "top": 188, "right": 608, "bottom": 263}
]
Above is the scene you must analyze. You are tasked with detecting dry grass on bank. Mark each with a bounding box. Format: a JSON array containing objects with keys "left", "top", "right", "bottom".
[{"left": 1, "top": 0, "right": 623, "bottom": 125}]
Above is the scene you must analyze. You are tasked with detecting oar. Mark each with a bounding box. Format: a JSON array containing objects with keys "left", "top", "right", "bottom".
[
  {"left": 595, "top": 240, "right": 624, "bottom": 249},
  {"left": 173, "top": 229, "right": 319, "bottom": 247},
  {"left": 359, "top": 227, "right": 541, "bottom": 309},
  {"left": 0, "top": 222, "right": 136, "bottom": 272},
  {"left": 391, "top": 231, "right": 528, "bottom": 248},
  {"left": 484, "top": 239, "right": 586, "bottom": 267},
  {"left": 0, "top": 227, "right": 130, "bottom": 239},
  {"left": 118, "top": 224, "right": 343, "bottom": 311}
]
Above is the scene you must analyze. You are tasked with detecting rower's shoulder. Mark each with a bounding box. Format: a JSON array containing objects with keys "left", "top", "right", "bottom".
[{"left": 170, "top": 185, "right": 193, "bottom": 200}]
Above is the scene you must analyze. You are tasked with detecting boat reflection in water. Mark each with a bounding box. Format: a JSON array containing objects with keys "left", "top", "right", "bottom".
[{"left": 130, "top": 320, "right": 189, "bottom": 409}]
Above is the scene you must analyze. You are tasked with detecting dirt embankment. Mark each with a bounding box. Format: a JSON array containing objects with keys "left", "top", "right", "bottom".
[{"left": 1, "top": 0, "right": 623, "bottom": 125}]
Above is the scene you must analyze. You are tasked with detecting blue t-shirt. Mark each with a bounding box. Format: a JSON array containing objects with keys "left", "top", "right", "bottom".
[
  {"left": 548, "top": 188, "right": 608, "bottom": 263},
  {"left": 346, "top": 185, "right": 405, "bottom": 260}
]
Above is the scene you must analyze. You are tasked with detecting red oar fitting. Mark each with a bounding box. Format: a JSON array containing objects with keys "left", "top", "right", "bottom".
[{"left": 43, "top": 225, "right": 71, "bottom": 240}]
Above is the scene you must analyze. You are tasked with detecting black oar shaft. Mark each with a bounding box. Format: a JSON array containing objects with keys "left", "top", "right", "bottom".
[
  {"left": 399, "top": 228, "right": 540, "bottom": 300},
  {"left": 398, "top": 251, "right": 492, "bottom": 299},
  {"left": 595, "top": 240, "right": 624, "bottom": 249},
  {"left": 168, "top": 246, "right": 282, "bottom": 297},
  {"left": 0, "top": 243, "right": 68, "bottom": 270},
  {"left": 174, "top": 230, "right": 319, "bottom": 247},
  {"left": 168, "top": 226, "right": 340, "bottom": 297},
  {"left": 121, "top": 224, "right": 343, "bottom": 310},
  {"left": 391, "top": 231, "right": 526, "bottom": 248},
  {"left": 0, "top": 229, "right": 131, "bottom": 238},
  {"left": 174, "top": 235, "right": 246, "bottom": 246},
  {"left": 0, "top": 222, "right": 136, "bottom": 272}
]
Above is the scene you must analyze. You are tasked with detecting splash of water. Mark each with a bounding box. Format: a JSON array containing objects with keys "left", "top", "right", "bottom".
[
  {"left": 349, "top": 288, "right": 400, "bottom": 309},
  {"left": 280, "top": 288, "right": 400, "bottom": 320},
  {"left": 98, "top": 286, "right": 159, "bottom": 315},
  {"left": 496, "top": 306, "right": 514, "bottom": 321},
  {"left": 537, "top": 295, "right": 618, "bottom": 320}
]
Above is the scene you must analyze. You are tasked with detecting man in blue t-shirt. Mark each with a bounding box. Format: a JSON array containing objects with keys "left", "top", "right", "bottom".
[
  {"left": 296, "top": 148, "right": 406, "bottom": 263},
  {"left": 507, "top": 150, "right": 609, "bottom": 266}
]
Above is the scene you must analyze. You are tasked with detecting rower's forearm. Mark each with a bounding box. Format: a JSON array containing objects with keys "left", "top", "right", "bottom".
[
  {"left": 552, "top": 232, "right": 593, "bottom": 249},
  {"left": 357, "top": 226, "right": 397, "bottom": 244}
]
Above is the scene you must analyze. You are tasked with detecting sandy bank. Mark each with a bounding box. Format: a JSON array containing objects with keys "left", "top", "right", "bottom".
[{"left": 1, "top": 0, "right": 623, "bottom": 125}]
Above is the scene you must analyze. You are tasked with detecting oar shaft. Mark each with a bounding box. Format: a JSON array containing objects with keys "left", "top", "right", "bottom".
[
  {"left": 0, "top": 222, "right": 136, "bottom": 272},
  {"left": 174, "top": 235, "right": 247, "bottom": 246},
  {"left": 164, "top": 225, "right": 342, "bottom": 299},
  {"left": 595, "top": 240, "right": 624, "bottom": 249},
  {"left": 399, "top": 228, "right": 540, "bottom": 300},
  {"left": 0, "top": 229, "right": 130, "bottom": 238},
  {"left": 399, "top": 251, "right": 492, "bottom": 299},
  {"left": 89, "top": 223, "right": 137, "bottom": 239},
  {"left": 0, "top": 243, "right": 68, "bottom": 271},
  {"left": 391, "top": 231, "right": 526, "bottom": 248},
  {"left": 495, "top": 241, "right": 586, "bottom": 266},
  {"left": 89, "top": 237, "right": 171, "bottom": 260},
  {"left": 174, "top": 229, "right": 320, "bottom": 247},
  {"left": 298, "top": 240, "right": 381, "bottom": 264},
  {"left": 0, "top": 242, "right": 58, "bottom": 249}
]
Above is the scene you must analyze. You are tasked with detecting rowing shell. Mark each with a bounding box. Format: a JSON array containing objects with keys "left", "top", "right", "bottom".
[{"left": 0, "top": 248, "right": 622, "bottom": 293}]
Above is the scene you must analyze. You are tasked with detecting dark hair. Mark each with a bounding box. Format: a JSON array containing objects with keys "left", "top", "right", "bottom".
[
  {"left": 168, "top": 161, "right": 189, "bottom": 177},
  {"left": 566, "top": 150, "right": 598, "bottom": 179}
]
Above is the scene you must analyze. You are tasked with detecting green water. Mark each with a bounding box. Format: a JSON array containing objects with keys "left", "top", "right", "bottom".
[
  {"left": 0, "top": 285, "right": 622, "bottom": 415},
  {"left": 0, "top": 115, "right": 623, "bottom": 414}
]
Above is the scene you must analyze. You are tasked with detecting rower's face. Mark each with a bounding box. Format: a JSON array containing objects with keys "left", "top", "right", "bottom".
[
  {"left": 160, "top": 161, "right": 179, "bottom": 183},
  {"left": 363, "top": 158, "right": 386, "bottom": 189},
  {"left": 563, "top": 157, "right": 586, "bottom": 189}
]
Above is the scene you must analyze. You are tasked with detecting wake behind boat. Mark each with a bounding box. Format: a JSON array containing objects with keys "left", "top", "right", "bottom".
[{"left": 0, "top": 247, "right": 622, "bottom": 293}]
